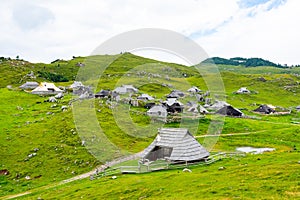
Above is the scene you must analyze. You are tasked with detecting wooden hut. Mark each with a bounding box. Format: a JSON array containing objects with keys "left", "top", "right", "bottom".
[
  {"left": 141, "top": 128, "right": 209, "bottom": 162},
  {"left": 216, "top": 105, "right": 243, "bottom": 117}
]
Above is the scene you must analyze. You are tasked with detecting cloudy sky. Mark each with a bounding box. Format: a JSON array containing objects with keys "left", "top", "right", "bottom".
[{"left": 0, "top": 0, "right": 299, "bottom": 65}]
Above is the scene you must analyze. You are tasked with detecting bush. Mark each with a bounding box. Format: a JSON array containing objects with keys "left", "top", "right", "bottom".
[{"left": 38, "top": 71, "right": 69, "bottom": 82}]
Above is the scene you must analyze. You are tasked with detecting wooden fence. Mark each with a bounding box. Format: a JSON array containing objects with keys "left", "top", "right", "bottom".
[{"left": 96, "top": 152, "right": 245, "bottom": 177}]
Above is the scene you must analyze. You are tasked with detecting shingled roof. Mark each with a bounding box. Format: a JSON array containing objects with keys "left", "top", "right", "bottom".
[{"left": 141, "top": 128, "right": 209, "bottom": 162}]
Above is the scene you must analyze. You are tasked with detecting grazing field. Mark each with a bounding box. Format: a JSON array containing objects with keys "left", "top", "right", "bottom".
[{"left": 0, "top": 53, "right": 299, "bottom": 199}]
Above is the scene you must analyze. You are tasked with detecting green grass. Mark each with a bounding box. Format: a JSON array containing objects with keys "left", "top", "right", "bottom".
[
  {"left": 17, "top": 151, "right": 300, "bottom": 200},
  {"left": 0, "top": 89, "right": 99, "bottom": 196},
  {"left": 0, "top": 54, "right": 300, "bottom": 199}
]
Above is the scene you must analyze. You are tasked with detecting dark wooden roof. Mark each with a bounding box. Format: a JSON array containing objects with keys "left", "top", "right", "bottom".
[{"left": 142, "top": 128, "right": 209, "bottom": 161}]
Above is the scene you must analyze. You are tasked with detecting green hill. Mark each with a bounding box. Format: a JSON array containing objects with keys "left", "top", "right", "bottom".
[{"left": 0, "top": 53, "right": 299, "bottom": 199}]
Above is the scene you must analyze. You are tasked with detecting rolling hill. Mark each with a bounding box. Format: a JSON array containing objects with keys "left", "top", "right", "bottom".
[{"left": 0, "top": 53, "right": 299, "bottom": 199}]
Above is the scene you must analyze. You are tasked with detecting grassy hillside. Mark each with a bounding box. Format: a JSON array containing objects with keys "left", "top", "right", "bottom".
[
  {"left": 19, "top": 151, "right": 300, "bottom": 199},
  {"left": 0, "top": 53, "right": 299, "bottom": 199},
  {"left": 0, "top": 89, "right": 99, "bottom": 196}
]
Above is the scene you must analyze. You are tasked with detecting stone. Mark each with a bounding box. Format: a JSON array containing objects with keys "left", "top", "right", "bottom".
[{"left": 182, "top": 168, "right": 192, "bottom": 173}]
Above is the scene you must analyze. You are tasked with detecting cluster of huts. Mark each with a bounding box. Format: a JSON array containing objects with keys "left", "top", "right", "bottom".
[
  {"left": 19, "top": 81, "right": 295, "bottom": 116},
  {"left": 92, "top": 84, "right": 246, "bottom": 121},
  {"left": 17, "top": 81, "right": 297, "bottom": 165}
]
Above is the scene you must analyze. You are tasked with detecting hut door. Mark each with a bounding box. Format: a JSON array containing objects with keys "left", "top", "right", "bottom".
[{"left": 147, "top": 146, "right": 173, "bottom": 161}]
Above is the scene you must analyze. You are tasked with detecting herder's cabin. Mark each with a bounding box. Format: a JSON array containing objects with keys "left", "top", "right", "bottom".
[
  {"left": 207, "top": 100, "right": 229, "bottom": 110},
  {"left": 141, "top": 128, "right": 209, "bottom": 163},
  {"left": 236, "top": 87, "right": 250, "bottom": 94},
  {"left": 137, "top": 94, "right": 154, "bottom": 101},
  {"left": 163, "top": 98, "right": 184, "bottom": 113},
  {"left": 95, "top": 90, "right": 110, "bottom": 98},
  {"left": 187, "top": 86, "right": 201, "bottom": 93},
  {"left": 216, "top": 105, "right": 243, "bottom": 117},
  {"left": 69, "top": 81, "right": 84, "bottom": 89},
  {"left": 31, "top": 82, "right": 62, "bottom": 95},
  {"left": 147, "top": 105, "right": 168, "bottom": 120},
  {"left": 167, "top": 90, "right": 185, "bottom": 99},
  {"left": 113, "top": 85, "right": 138, "bottom": 94},
  {"left": 253, "top": 104, "right": 275, "bottom": 114},
  {"left": 19, "top": 82, "right": 39, "bottom": 90}
]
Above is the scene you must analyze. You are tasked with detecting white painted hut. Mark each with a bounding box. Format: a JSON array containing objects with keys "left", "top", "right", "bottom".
[
  {"left": 69, "top": 81, "right": 84, "bottom": 89},
  {"left": 31, "top": 82, "right": 62, "bottom": 95},
  {"left": 236, "top": 87, "right": 250, "bottom": 94},
  {"left": 147, "top": 105, "right": 168, "bottom": 119},
  {"left": 187, "top": 86, "right": 201, "bottom": 93},
  {"left": 208, "top": 100, "right": 230, "bottom": 110},
  {"left": 137, "top": 94, "right": 154, "bottom": 101},
  {"left": 113, "top": 85, "right": 138, "bottom": 94}
]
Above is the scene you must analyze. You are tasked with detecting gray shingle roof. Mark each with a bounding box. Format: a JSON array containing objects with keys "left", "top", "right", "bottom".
[
  {"left": 19, "top": 82, "right": 39, "bottom": 89},
  {"left": 142, "top": 128, "right": 209, "bottom": 161}
]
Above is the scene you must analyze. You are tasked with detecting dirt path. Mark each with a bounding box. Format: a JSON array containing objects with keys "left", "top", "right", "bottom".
[
  {"left": 194, "top": 126, "right": 294, "bottom": 138},
  {"left": 2, "top": 152, "right": 143, "bottom": 200},
  {"left": 2, "top": 168, "right": 100, "bottom": 200},
  {"left": 194, "top": 130, "right": 267, "bottom": 138},
  {"left": 2, "top": 121, "right": 298, "bottom": 199}
]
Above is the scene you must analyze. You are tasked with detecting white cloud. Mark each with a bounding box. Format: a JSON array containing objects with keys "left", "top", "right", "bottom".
[
  {"left": 0, "top": 0, "right": 298, "bottom": 65},
  {"left": 198, "top": 0, "right": 300, "bottom": 65},
  {"left": 12, "top": 2, "right": 55, "bottom": 31}
]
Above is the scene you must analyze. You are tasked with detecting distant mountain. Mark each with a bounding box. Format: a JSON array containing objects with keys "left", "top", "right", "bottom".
[{"left": 202, "top": 57, "right": 284, "bottom": 68}]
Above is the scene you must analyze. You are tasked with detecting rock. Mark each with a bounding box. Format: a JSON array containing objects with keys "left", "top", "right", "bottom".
[
  {"left": 25, "top": 176, "right": 31, "bottom": 180},
  {"left": 16, "top": 106, "right": 23, "bottom": 110},
  {"left": 61, "top": 106, "right": 68, "bottom": 111},
  {"left": 112, "top": 175, "right": 117, "bottom": 179},
  {"left": 182, "top": 168, "right": 192, "bottom": 173},
  {"left": 90, "top": 175, "right": 94, "bottom": 180},
  {"left": 49, "top": 97, "right": 57, "bottom": 103},
  {"left": 218, "top": 166, "right": 226, "bottom": 170},
  {"left": 6, "top": 85, "right": 12, "bottom": 89},
  {"left": 55, "top": 93, "right": 64, "bottom": 99},
  {"left": 257, "top": 77, "right": 266, "bottom": 82},
  {"left": 34, "top": 148, "right": 39, "bottom": 152},
  {"left": 46, "top": 112, "right": 53, "bottom": 115},
  {"left": 0, "top": 169, "right": 9, "bottom": 175},
  {"left": 26, "top": 71, "right": 36, "bottom": 79},
  {"left": 76, "top": 62, "right": 85, "bottom": 67}
]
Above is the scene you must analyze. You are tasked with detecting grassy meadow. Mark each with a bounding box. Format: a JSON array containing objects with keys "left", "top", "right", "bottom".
[{"left": 0, "top": 53, "right": 299, "bottom": 199}]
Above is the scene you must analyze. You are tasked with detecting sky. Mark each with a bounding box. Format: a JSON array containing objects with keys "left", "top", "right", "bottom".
[{"left": 0, "top": 0, "right": 299, "bottom": 65}]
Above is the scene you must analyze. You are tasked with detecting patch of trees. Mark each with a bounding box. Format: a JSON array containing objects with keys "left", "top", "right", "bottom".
[
  {"left": 38, "top": 71, "right": 69, "bottom": 82},
  {"left": 0, "top": 57, "right": 11, "bottom": 61},
  {"left": 202, "top": 57, "right": 284, "bottom": 68}
]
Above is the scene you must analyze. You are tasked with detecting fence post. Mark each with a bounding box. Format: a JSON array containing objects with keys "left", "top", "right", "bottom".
[{"left": 167, "top": 161, "right": 169, "bottom": 169}]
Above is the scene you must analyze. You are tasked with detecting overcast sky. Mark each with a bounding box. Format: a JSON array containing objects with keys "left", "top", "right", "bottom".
[{"left": 0, "top": 0, "right": 299, "bottom": 65}]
